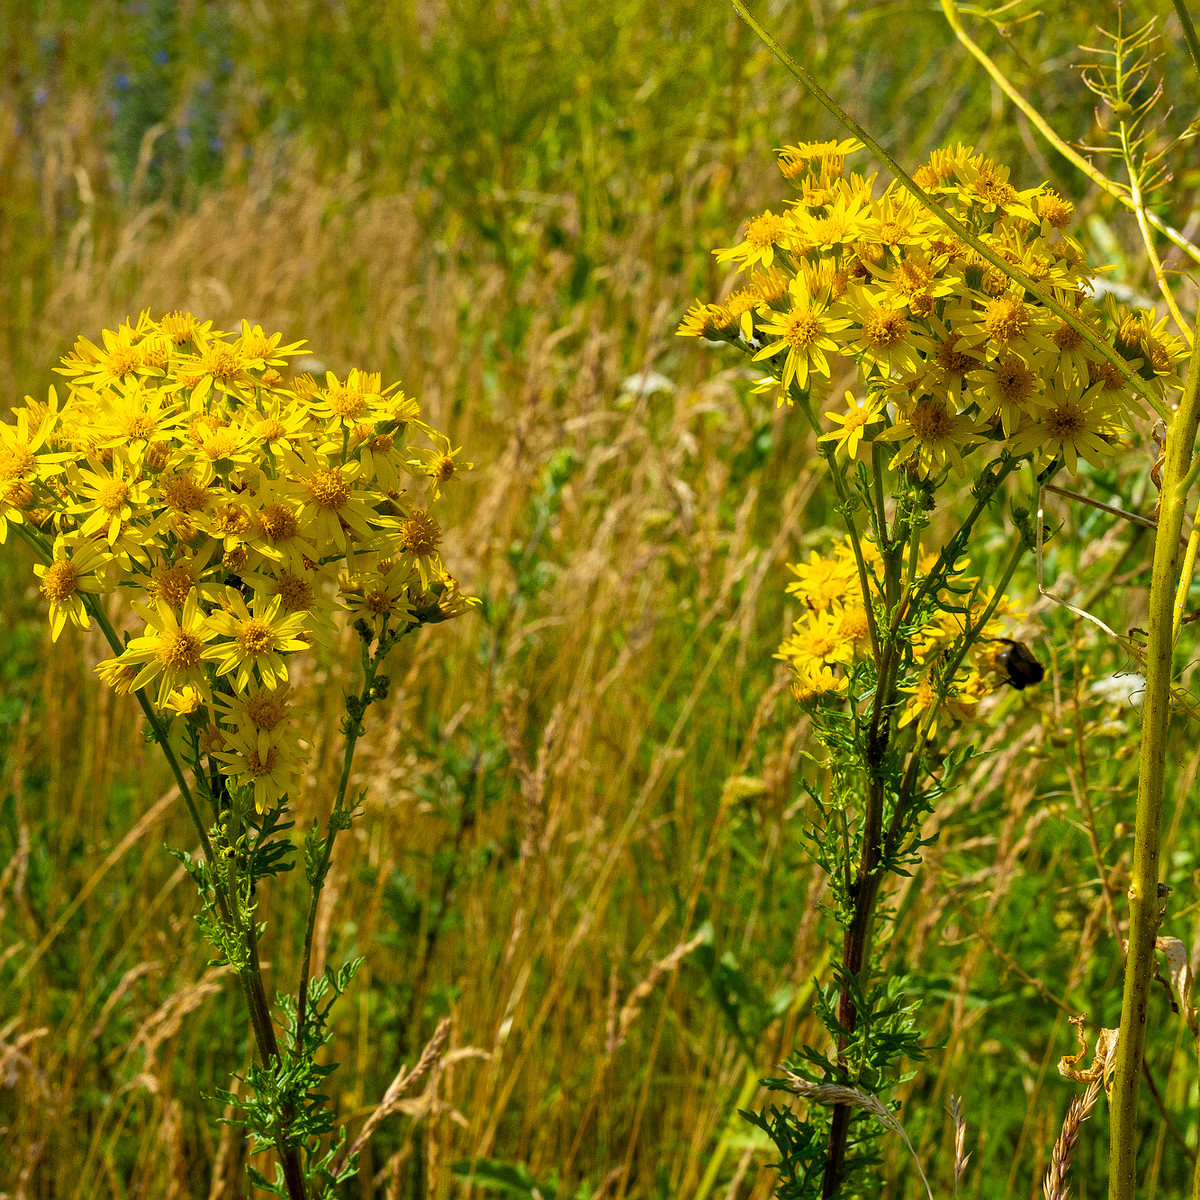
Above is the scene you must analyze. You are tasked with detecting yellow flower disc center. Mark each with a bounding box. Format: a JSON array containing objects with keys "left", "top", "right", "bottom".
[
  {"left": 204, "top": 432, "right": 240, "bottom": 460},
  {"left": 259, "top": 504, "right": 298, "bottom": 542},
  {"left": 807, "top": 632, "right": 838, "bottom": 659},
  {"left": 328, "top": 387, "right": 367, "bottom": 419},
  {"left": 252, "top": 418, "right": 287, "bottom": 442},
  {"left": 98, "top": 480, "right": 129, "bottom": 512},
  {"left": 121, "top": 412, "right": 156, "bottom": 441},
  {"left": 894, "top": 262, "right": 931, "bottom": 293},
  {"left": 402, "top": 510, "right": 442, "bottom": 556},
  {"left": 40, "top": 560, "right": 78, "bottom": 601},
  {"left": 162, "top": 476, "right": 209, "bottom": 512},
  {"left": 996, "top": 360, "right": 1037, "bottom": 404},
  {"left": 213, "top": 502, "right": 250, "bottom": 536},
  {"left": 365, "top": 588, "right": 393, "bottom": 614},
  {"left": 784, "top": 310, "right": 824, "bottom": 350},
  {"left": 862, "top": 309, "right": 907, "bottom": 347},
  {"left": 908, "top": 400, "right": 953, "bottom": 442},
  {"left": 159, "top": 629, "right": 204, "bottom": 669},
  {"left": 936, "top": 338, "right": 974, "bottom": 374},
  {"left": 108, "top": 347, "right": 141, "bottom": 377},
  {"left": 151, "top": 566, "right": 195, "bottom": 609},
  {"left": 745, "top": 212, "right": 786, "bottom": 248},
  {"left": 984, "top": 296, "right": 1029, "bottom": 342},
  {"left": 237, "top": 619, "right": 276, "bottom": 656},
  {"left": 1046, "top": 404, "right": 1087, "bottom": 441},
  {"left": 203, "top": 344, "right": 241, "bottom": 382},
  {"left": 370, "top": 432, "right": 395, "bottom": 454},
  {"left": 247, "top": 693, "right": 287, "bottom": 730},
  {"left": 909, "top": 292, "right": 935, "bottom": 319},
  {"left": 1037, "top": 193, "right": 1074, "bottom": 228},
  {"left": 0, "top": 445, "right": 35, "bottom": 478},
  {"left": 843, "top": 406, "right": 873, "bottom": 433},
  {"left": 246, "top": 746, "right": 279, "bottom": 776},
  {"left": 307, "top": 468, "right": 350, "bottom": 510},
  {"left": 276, "top": 572, "right": 313, "bottom": 612}
]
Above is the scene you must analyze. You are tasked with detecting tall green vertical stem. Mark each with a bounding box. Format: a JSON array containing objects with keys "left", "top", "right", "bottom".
[{"left": 1108, "top": 336, "right": 1200, "bottom": 1200}]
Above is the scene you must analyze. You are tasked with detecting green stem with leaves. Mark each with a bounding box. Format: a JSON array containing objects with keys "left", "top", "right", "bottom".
[{"left": 13, "top": 523, "right": 308, "bottom": 1200}]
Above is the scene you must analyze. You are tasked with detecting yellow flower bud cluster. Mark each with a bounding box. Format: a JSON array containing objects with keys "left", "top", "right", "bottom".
[
  {"left": 680, "top": 141, "right": 1186, "bottom": 478},
  {"left": 2, "top": 310, "right": 475, "bottom": 811}
]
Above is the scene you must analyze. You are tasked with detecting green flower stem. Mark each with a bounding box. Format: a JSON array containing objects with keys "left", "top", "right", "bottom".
[
  {"left": 823, "top": 503, "right": 906, "bottom": 1197},
  {"left": 871, "top": 442, "right": 890, "bottom": 554},
  {"left": 84, "top": 622, "right": 308, "bottom": 1200},
  {"left": 895, "top": 456, "right": 1019, "bottom": 635},
  {"left": 791, "top": 383, "right": 884, "bottom": 663},
  {"left": 821, "top": 472, "right": 1021, "bottom": 1195},
  {"left": 891, "top": 535, "right": 1026, "bottom": 847},
  {"left": 295, "top": 636, "right": 383, "bottom": 1042},
  {"left": 729, "top": 0, "right": 1170, "bottom": 422},
  {"left": 938, "top": 0, "right": 1200, "bottom": 272},
  {"left": 1109, "top": 322, "right": 1200, "bottom": 1200}
]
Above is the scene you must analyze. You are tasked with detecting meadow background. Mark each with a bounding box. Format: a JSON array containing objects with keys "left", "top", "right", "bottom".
[{"left": 2, "top": 1, "right": 1200, "bottom": 1197}]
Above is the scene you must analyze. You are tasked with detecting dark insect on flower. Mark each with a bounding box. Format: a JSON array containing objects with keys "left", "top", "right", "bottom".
[{"left": 996, "top": 638, "right": 1044, "bottom": 690}]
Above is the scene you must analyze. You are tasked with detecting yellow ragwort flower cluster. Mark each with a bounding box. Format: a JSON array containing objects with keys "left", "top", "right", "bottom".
[
  {"left": 682, "top": 139, "right": 1188, "bottom": 717},
  {"left": 680, "top": 140, "right": 1186, "bottom": 477},
  {"left": 2, "top": 311, "right": 474, "bottom": 811},
  {"left": 776, "top": 537, "right": 1021, "bottom": 720}
]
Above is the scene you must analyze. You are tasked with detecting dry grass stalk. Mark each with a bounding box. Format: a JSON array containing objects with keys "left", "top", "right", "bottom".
[
  {"left": 13, "top": 787, "right": 178, "bottom": 987},
  {"left": 334, "top": 1016, "right": 452, "bottom": 1174},
  {"left": 1041, "top": 1076, "right": 1103, "bottom": 1200},
  {"left": 0, "top": 1025, "right": 49, "bottom": 1093},
  {"left": 777, "top": 1069, "right": 934, "bottom": 1200},
  {"left": 614, "top": 928, "right": 710, "bottom": 1052},
  {"left": 206, "top": 1075, "right": 245, "bottom": 1200},
  {"left": 128, "top": 965, "right": 231, "bottom": 1072},
  {"left": 947, "top": 1093, "right": 970, "bottom": 1196},
  {"left": 501, "top": 690, "right": 564, "bottom": 872}
]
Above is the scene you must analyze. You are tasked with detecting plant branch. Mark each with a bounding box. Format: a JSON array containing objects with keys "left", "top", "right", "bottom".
[
  {"left": 1108, "top": 316, "right": 1200, "bottom": 1200},
  {"left": 940, "top": 0, "right": 1200, "bottom": 272}
]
